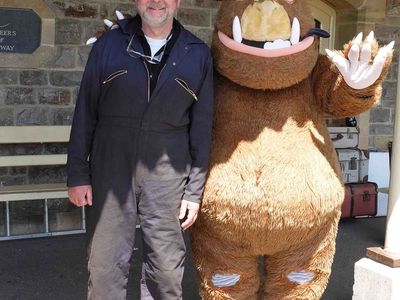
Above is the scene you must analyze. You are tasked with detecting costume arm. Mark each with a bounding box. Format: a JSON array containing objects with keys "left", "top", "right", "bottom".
[
  {"left": 67, "top": 40, "right": 103, "bottom": 187},
  {"left": 182, "top": 51, "right": 214, "bottom": 204},
  {"left": 313, "top": 39, "right": 393, "bottom": 118}
]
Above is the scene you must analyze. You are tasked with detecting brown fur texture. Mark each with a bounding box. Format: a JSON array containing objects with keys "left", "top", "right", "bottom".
[{"left": 190, "top": 0, "right": 393, "bottom": 299}]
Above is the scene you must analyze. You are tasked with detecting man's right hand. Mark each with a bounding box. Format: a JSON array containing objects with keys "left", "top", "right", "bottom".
[{"left": 68, "top": 185, "right": 93, "bottom": 207}]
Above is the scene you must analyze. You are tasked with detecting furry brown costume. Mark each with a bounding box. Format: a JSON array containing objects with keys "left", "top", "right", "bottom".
[{"left": 189, "top": 1, "right": 393, "bottom": 299}]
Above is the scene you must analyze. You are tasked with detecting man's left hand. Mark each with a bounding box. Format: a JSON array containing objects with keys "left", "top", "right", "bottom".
[{"left": 179, "top": 200, "right": 200, "bottom": 231}]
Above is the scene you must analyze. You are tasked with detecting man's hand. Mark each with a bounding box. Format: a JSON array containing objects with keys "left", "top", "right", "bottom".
[
  {"left": 179, "top": 200, "right": 200, "bottom": 231},
  {"left": 68, "top": 185, "right": 93, "bottom": 207}
]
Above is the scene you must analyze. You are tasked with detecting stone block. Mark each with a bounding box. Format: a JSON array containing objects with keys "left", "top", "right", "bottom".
[
  {"left": 106, "top": 3, "right": 136, "bottom": 19},
  {"left": 77, "top": 46, "right": 92, "bottom": 69},
  {"left": 50, "top": 71, "right": 83, "bottom": 87},
  {"left": 387, "top": 63, "right": 398, "bottom": 81},
  {"left": 0, "top": 107, "right": 14, "bottom": 125},
  {"left": 55, "top": 19, "right": 83, "bottom": 45},
  {"left": 15, "top": 107, "right": 51, "bottom": 125},
  {"left": 65, "top": 3, "right": 99, "bottom": 18},
  {"left": 44, "top": 143, "right": 68, "bottom": 154},
  {"left": 5, "top": 87, "right": 35, "bottom": 105},
  {"left": 381, "top": 82, "right": 398, "bottom": 107},
  {"left": 370, "top": 107, "right": 391, "bottom": 123},
  {"left": 182, "top": 0, "right": 221, "bottom": 9},
  {"left": 178, "top": 8, "right": 211, "bottom": 27},
  {"left": 373, "top": 136, "right": 392, "bottom": 150},
  {"left": 0, "top": 168, "right": 8, "bottom": 177},
  {"left": 45, "top": 46, "right": 76, "bottom": 69},
  {"left": 28, "top": 165, "right": 66, "bottom": 185},
  {"left": 186, "top": 27, "right": 213, "bottom": 45},
  {"left": 73, "top": 87, "right": 79, "bottom": 104},
  {"left": 82, "top": 20, "right": 106, "bottom": 46},
  {"left": 0, "top": 144, "right": 43, "bottom": 156},
  {"left": 52, "top": 107, "right": 75, "bottom": 125},
  {"left": 38, "top": 88, "right": 71, "bottom": 105},
  {"left": 0, "top": 175, "right": 27, "bottom": 187},
  {"left": 375, "top": 24, "right": 400, "bottom": 45},
  {"left": 369, "top": 124, "right": 394, "bottom": 135},
  {"left": 353, "top": 258, "right": 400, "bottom": 300},
  {"left": 20, "top": 70, "right": 48, "bottom": 86},
  {"left": 0, "top": 70, "right": 18, "bottom": 85},
  {"left": 9, "top": 167, "right": 27, "bottom": 176}
]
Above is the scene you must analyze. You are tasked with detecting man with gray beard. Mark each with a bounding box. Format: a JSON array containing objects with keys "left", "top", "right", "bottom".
[{"left": 67, "top": 0, "right": 214, "bottom": 299}]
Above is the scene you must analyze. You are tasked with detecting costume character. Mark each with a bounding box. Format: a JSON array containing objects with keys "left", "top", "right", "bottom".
[{"left": 190, "top": 1, "right": 393, "bottom": 299}]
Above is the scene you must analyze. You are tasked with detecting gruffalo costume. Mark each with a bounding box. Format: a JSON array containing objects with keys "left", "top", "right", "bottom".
[
  {"left": 91, "top": 1, "right": 393, "bottom": 299},
  {"left": 190, "top": 1, "right": 393, "bottom": 299}
]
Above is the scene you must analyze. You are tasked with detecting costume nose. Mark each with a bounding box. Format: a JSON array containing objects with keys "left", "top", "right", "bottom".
[{"left": 240, "top": 0, "right": 292, "bottom": 42}]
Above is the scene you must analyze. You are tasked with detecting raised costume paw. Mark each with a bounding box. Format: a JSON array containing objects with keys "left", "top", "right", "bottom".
[
  {"left": 86, "top": 10, "right": 126, "bottom": 45},
  {"left": 325, "top": 32, "right": 394, "bottom": 90}
]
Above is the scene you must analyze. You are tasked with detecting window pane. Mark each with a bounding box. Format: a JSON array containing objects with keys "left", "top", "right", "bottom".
[
  {"left": 10, "top": 200, "right": 45, "bottom": 235},
  {"left": 48, "top": 198, "right": 81, "bottom": 232}
]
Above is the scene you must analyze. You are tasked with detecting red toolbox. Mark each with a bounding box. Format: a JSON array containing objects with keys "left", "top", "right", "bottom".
[{"left": 341, "top": 182, "right": 378, "bottom": 219}]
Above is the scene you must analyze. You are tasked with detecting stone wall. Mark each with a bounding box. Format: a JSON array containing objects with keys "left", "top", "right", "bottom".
[{"left": 369, "top": 0, "right": 399, "bottom": 149}]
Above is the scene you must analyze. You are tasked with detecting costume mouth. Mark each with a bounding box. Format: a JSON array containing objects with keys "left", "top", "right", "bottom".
[{"left": 219, "top": 0, "right": 330, "bottom": 58}]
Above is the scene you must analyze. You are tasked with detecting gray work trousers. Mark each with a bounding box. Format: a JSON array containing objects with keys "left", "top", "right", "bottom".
[{"left": 86, "top": 176, "right": 187, "bottom": 300}]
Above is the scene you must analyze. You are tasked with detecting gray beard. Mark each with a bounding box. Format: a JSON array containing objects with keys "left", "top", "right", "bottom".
[{"left": 140, "top": 10, "right": 172, "bottom": 27}]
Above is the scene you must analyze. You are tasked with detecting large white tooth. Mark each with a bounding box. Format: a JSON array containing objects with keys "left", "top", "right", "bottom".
[
  {"left": 264, "top": 39, "right": 291, "bottom": 50},
  {"left": 232, "top": 16, "right": 242, "bottom": 43},
  {"left": 290, "top": 17, "right": 300, "bottom": 45}
]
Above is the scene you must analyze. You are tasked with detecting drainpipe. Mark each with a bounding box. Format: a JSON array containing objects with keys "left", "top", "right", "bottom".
[{"left": 384, "top": 60, "right": 400, "bottom": 255}]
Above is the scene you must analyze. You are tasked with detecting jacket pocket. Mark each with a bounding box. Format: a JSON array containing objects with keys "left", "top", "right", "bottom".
[
  {"left": 103, "top": 70, "right": 128, "bottom": 84},
  {"left": 175, "top": 78, "right": 198, "bottom": 101}
]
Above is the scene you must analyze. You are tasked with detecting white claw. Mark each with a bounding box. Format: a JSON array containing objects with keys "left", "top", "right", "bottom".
[
  {"left": 386, "top": 41, "right": 395, "bottom": 52},
  {"left": 325, "top": 49, "right": 334, "bottom": 58},
  {"left": 354, "top": 32, "right": 363, "bottom": 44},
  {"left": 290, "top": 17, "right": 300, "bottom": 45},
  {"left": 104, "top": 19, "right": 114, "bottom": 28},
  {"left": 116, "top": 10, "right": 125, "bottom": 20},
  {"left": 86, "top": 37, "right": 97, "bottom": 45},
  {"left": 366, "top": 31, "right": 374, "bottom": 43},
  {"left": 232, "top": 16, "right": 242, "bottom": 43}
]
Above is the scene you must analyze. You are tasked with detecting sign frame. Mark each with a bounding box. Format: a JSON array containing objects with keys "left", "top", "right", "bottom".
[{"left": 0, "top": 0, "right": 55, "bottom": 69}]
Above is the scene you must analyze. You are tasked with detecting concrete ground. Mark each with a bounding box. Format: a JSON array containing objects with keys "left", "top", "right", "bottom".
[{"left": 0, "top": 217, "right": 386, "bottom": 300}]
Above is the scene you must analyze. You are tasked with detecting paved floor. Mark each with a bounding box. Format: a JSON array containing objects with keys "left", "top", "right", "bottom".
[{"left": 0, "top": 217, "right": 386, "bottom": 300}]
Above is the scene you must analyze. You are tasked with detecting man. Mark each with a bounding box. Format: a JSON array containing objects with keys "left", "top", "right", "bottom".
[{"left": 66, "top": 0, "right": 214, "bottom": 298}]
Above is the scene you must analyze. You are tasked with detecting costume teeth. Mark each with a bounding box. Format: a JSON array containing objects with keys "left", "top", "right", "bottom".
[
  {"left": 232, "top": 16, "right": 243, "bottom": 43},
  {"left": 290, "top": 17, "right": 300, "bottom": 45}
]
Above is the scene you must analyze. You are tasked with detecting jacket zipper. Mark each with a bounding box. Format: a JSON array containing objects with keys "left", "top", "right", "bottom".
[
  {"left": 142, "top": 62, "right": 151, "bottom": 103},
  {"left": 175, "top": 78, "right": 198, "bottom": 101},
  {"left": 157, "top": 64, "right": 167, "bottom": 86},
  {"left": 102, "top": 69, "right": 128, "bottom": 84}
]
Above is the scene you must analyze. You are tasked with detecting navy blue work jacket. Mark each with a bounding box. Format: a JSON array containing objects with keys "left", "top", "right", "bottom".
[{"left": 67, "top": 18, "right": 214, "bottom": 204}]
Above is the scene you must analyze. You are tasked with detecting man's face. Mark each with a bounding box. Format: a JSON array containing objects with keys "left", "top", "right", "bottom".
[{"left": 136, "top": 0, "right": 181, "bottom": 28}]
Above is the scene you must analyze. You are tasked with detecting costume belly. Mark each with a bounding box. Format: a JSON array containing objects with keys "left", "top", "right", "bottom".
[{"left": 197, "top": 80, "right": 344, "bottom": 253}]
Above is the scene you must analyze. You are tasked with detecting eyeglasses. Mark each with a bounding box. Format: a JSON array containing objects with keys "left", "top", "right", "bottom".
[{"left": 126, "top": 33, "right": 172, "bottom": 64}]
